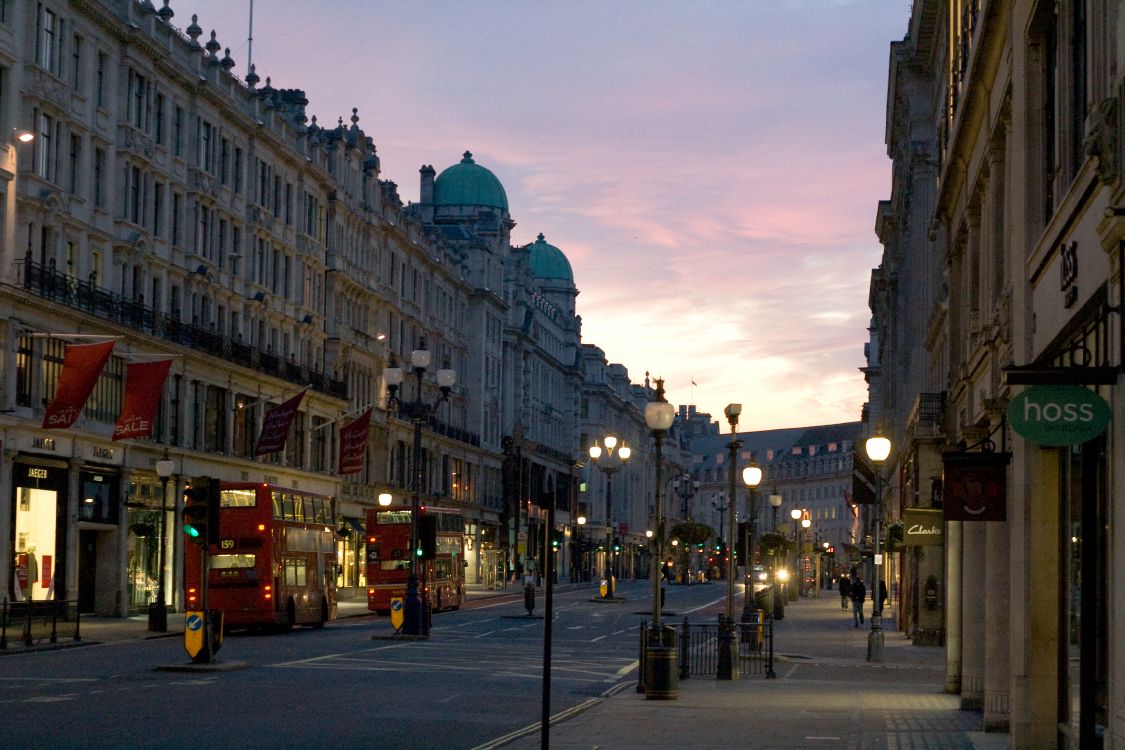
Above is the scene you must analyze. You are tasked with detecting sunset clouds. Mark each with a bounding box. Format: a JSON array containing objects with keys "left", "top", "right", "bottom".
[{"left": 180, "top": 0, "right": 906, "bottom": 429}]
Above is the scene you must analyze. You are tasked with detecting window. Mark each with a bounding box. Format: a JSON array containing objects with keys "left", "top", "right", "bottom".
[
  {"left": 129, "top": 71, "right": 148, "bottom": 130},
  {"left": 34, "top": 110, "right": 55, "bottom": 181},
  {"left": 130, "top": 165, "right": 141, "bottom": 224},
  {"left": 153, "top": 182, "right": 164, "bottom": 237},
  {"left": 233, "top": 147, "right": 242, "bottom": 193},
  {"left": 219, "top": 137, "right": 229, "bottom": 184},
  {"left": 172, "top": 191, "right": 182, "bottom": 246},
  {"left": 70, "top": 34, "right": 81, "bottom": 90},
  {"left": 154, "top": 93, "right": 164, "bottom": 145},
  {"left": 92, "top": 146, "right": 104, "bottom": 207},
  {"left": 197, "top": 118, "right": 213, "bottom": 172},
  {"left": 173, "top": 106, "right": 183, "bottom": 157},
  {"left": 36, "top": 5, "right": 60, "bottom": 75},
  {"left": 67, "top": 133, "right": 80, "bottom": 194},
  {"left": 95, "top": 51, "right": 106, "bottom": 107}
]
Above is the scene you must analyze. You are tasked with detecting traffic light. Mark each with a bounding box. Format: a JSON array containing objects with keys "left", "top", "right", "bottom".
[
  {"left": 183, "top": 476, "right": 220, "bottom": 545},
  {"left": 550, "top": 529, "right": 562, "bottom": 551},
  {"left": 418, "top": 514, "right": 437, "bottom": 559},
  {"left": 612, "top": 537, "right": 621, "bottom": 552}
]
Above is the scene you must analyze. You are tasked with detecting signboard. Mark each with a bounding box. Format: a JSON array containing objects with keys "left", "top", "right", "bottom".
[
  {"left": 390, "top": 598, "right": 404, "bottom": 631},
  {"left": 1007, "top": 385, "right": 1110, "bottom": 446},
  {"left": 902, "top": 508, "right": 944, "bottom": 546},
  {"left": 943, "top": 452, "right": 1010, "bottom": 522},
  {"left": 184, "top": 611, "right": 205, "bottom": 659}
]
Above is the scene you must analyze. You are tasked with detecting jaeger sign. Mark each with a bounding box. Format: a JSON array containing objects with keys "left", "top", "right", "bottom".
[{"left": 1007, "top": 385, "right": 1110, "bottom": 446}]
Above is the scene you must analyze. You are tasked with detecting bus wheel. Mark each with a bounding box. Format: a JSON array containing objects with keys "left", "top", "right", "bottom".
[{"left": 312, "top": 598, "right": 327, "bottom": 629}]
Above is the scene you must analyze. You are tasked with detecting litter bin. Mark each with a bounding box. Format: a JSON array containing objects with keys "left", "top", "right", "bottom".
[{"left": 644, "top": 625, "right": 678, "bottom": 700}]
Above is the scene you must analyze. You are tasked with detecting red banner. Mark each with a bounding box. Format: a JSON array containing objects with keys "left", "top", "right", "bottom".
[
  {"left": 254, "top": 390, "right": 306, "bottom": 455},
  {"left": 338, "top": 408, "right": 372, "bottom": 475},
  {"left": 42, "top": 340, "right": 116, "bottom": 429},
  {"left": 113, "top": 359, "right": 173, "bottom": 441}
]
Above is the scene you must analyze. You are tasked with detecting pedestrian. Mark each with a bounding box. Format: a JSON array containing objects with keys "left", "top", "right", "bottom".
[
  {"left": 877, "top": 579, "right": 888, "bottom": 615},
  {"left": 850, "top": 578, "right": 866, "bottom": 627},
  {"left": 838, "top": 575, "right": 851, "bottom": 610}
]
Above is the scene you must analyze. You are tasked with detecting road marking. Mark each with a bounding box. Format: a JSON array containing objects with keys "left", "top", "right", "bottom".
[
  {"left": 613, "top": 660, "right": 639, "bottom": 678},
  {"left": 473, "top": 630, "right": 496, "bottom": 639}
]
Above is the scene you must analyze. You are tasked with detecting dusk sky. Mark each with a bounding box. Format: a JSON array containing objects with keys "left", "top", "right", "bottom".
[{"left": 178, "top": 0, "right": 909, "bottom": 431}]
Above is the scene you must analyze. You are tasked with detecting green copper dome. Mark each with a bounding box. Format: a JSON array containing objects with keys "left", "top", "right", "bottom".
[
  {"left": 528, "top": 233, "right": 573, "bottom": 282},
  {"left": 432, "top": 151, "right": 509, "bottom": 211}
]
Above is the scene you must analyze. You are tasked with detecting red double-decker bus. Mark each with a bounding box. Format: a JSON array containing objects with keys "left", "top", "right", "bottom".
[
  {"left": 184, "top": 482, "right": 338, "bottom": 629},
  {"left": 365, "top": 505, "right": 465, "bottom": 615}
]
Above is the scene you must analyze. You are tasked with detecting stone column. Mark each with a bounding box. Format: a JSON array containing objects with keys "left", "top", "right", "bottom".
[
  {"left": 959, "top": 520, "right": 986, "bottom": 710},
  {"left": 983, "top": 519, "right": 1010, "bottom": 730},
  {"left": 944, "top": 519, "right": 962, "bottom": 694}
]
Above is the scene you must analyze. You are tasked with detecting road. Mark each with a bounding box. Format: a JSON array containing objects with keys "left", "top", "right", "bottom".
[{"left": 0, "top": 580, "right": 730, "bottom": 749}]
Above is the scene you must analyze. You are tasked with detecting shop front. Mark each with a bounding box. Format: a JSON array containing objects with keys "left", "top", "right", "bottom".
[{"left": 10, "top": 457, "right": 68, "bottom": 603}]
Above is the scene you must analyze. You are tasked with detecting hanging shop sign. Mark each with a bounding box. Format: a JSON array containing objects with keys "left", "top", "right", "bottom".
[
  {"left": 1007, "top": 385, "right": 1110, "bottom": 446},
  {"left": 902, "top": 508, "right": 943, "bottom": 546},
  {"left": 942, "top": 451, "right": 1010, "bottom": 522}
]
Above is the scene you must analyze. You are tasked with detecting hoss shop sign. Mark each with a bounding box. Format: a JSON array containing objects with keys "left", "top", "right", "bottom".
[{"left": 1008, "top": 385, "right": 1110, "bottom": 446}]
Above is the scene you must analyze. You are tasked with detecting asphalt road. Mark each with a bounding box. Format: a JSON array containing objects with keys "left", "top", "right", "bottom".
[{"left": 0, "top": 580, "right": 730, "bottom": 749}]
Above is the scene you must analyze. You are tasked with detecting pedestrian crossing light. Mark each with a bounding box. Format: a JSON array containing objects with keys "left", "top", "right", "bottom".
[
  {"left": 612, "top": 537, "right": 621, "bottom": 552},
  {"left": 551, "top": 530, "right": 562, "bottom": 551}
]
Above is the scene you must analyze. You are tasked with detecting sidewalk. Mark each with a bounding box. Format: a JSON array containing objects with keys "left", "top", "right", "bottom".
[{"left": 497, "top": 592, "right": 1010, "bottom": 750}]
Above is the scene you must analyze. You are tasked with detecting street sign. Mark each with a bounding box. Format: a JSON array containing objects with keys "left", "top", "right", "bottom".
[
  {"left": 184, "top": 611, "right": 204, "bottom": 659},
  {"left": 390, "top": 597, "right": 404, "bottom": 631},
  {"left": 1008, "top": 385, "right": 1110, "bottom": 446}
]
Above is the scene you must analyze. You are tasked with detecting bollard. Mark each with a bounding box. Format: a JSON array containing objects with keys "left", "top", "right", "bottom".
[
  {"left": 523, "top": 583, "right": 534, "bottom": 615},
  {"left": 637, "top": 621, "right": 647, "bottom": 693}
]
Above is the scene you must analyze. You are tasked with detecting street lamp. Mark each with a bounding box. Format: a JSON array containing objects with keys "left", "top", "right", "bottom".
[
  {"left": 576, "top": 513, "right": 588, "bottom": 582},
  {"left": 740, "top": 460, "right": 762, "bottom": 626},
  {"left": 643, "top": 378, "right": 676, "bottom": 699},
  {"left": 800, "top": 516, "right": 811, "bottom": 595},
  {"left": 384, "top": 336, "right": 455, "bottom": 637},
  {"left": 865, "top": 433, "right": 891, "bottom": 663},
  {"left": 148, "top": 450, "right": 175, "bottom": 632},
  {"left": 589, "top": 435, "right": 631, "bottom": 598},
  {"left": 717, "top": 402, "right": 741, "bottom": 680},
  {"left": 789, "top": 508, "right": 802, "bottom": 601}
]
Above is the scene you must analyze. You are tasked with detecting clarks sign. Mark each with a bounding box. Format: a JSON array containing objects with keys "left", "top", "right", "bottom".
[
  {"left": 1007, "top": 385, "right": 1110, "bottom": 446},
  {"left": 902, "top": 508, "right": 943, "bottom": 546}
]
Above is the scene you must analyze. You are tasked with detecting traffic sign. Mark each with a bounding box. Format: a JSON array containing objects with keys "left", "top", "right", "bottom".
[
  {"left": 390, "top": 597, "right": 404, "bottom": 631},
  {"left": 184, "top": 611, "right": 204, "bottom": 659}
]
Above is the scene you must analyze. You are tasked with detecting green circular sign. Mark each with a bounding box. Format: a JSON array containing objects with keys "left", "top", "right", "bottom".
[{"left": 1008, "top": 385, "right": 1111, "bottom": 446}]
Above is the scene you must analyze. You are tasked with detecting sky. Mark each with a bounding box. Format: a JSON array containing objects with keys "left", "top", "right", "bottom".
[{"left": 174, "top": 0, "right": 909, "bottom": 431}]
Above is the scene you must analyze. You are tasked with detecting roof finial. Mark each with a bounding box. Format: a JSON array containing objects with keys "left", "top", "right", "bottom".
[
  {"left": 462, "top": 151, "right": 473, "bottom": 163},
  {"left": 351, "top": 108, "right": 360, "bottom": 128},
  {"left": 537, "top": 233, "right": 545, "bottom": 242}
]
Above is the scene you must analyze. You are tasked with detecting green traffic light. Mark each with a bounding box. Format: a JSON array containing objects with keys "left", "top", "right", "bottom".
[{"left": 184, "top": 524, "right": 202, "bottom": 539}]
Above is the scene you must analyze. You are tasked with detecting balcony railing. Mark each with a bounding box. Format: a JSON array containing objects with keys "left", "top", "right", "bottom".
[{"left": 17, "top": 257, "right": 347, "bottom": 400}]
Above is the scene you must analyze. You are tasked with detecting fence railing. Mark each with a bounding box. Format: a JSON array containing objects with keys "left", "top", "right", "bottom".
[
  {"left": 0, "top": 598, "right": 82, "bottom": 649},
  {"left": 639, "top": 611, "right": 775, "bottom": 683}
]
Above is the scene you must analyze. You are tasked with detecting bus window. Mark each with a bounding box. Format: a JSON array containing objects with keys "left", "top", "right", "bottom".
[
  {"left": 434, "top": 559, "right": 453, "bottom": 580},
  {"left": 221, "top": 489, "right": 257, "bottom": 508},
  {"left": 376, "top": 510, "right": 411, "bottom": 525},
  {"left": 211, "top": 553, "right": 256, "bottom": 569},
  {"left": 283, "top": 558, "right": 307, "bottom": 586},
  {"left": 380, "top": 560, "right": 412, "bottom": 572}
]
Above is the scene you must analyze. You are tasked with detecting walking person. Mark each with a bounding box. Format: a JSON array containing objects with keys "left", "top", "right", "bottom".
[
  {"left": 850, "top": 577, "right": 866, "bottom": 627},
  {"left": 838, "top": 575, "right": 851, "bottom": 610},
  {"left": 876, "top": 579, "right": 888, "bottom": 616}
]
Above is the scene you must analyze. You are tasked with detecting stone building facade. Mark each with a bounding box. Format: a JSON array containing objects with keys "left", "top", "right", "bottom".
[{"left": 871, "top": 2, "right": 1124, "bottom": 747}]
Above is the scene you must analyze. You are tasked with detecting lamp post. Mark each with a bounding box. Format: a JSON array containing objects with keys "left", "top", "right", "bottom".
[
  {"left": 865, "top": 434, "right": 891, "bottom": 663},
  {"left": 148, "top": 450, "right": 175, "bottom": 632},
  {"left": 800, "top": 516, "right": 811, "bottom": 596},
  {"left": 789, "top": 508, "right": 801, "bottom": 600},
  {"left": 717, "top": 402, "right": 741, "bottom": 680},
  {"left": 589, "top": 435, "right": 631, "bottom": 599},
  {"left": 384, "top": 337, "right": 456, "bottom": 637},
  {"left": 769, "top": 493, "right": 782, "bottom": 568},
  {"left": 576, "top": 513, "right": 588, "bottom": 582},
  {"left": 740, "top": 460, "right": 762, "bottom": 625},
  {"left": 671, "top": 474, "right": 697, "bottom": 583},
  {"left": 643, "top": 379, "right": 676, "bottom": 699}
]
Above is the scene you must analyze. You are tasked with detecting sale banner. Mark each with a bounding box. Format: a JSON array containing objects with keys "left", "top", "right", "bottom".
[
  {"left": 42, "top": 340, "right": 116, "bottom": 429},
  {"left": 113, "top": 359, "right": 173, "bottom": 440},
  {"left": 254, "top": 390, "right": 306, "bottom": 455},
  {"left": 338, "top": 408, "right": 372, "bottom": 475}
]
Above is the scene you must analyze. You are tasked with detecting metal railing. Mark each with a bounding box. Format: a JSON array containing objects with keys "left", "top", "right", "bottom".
[
  {"left": 639, "top": 612, "right": 775, "bottom": 681},
  {"left": 0, "top": 597, "right": 82, "bottom": 649}
]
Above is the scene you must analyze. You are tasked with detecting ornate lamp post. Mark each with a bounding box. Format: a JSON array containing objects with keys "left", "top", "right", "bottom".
[
  {"left": 643, "top": 379, "right": 677, "bottom": 699},
  {"left": 148, "top": 451, "right": 176, "bottom": 632},
  {"left": 789, "top": 508, "right": 802, "bottom": 601},
  {"left": 671, "top": 474, "right": 697, "bottom": 583},
  {"left": 576, "top": 513, "right": 588, "bottom": 582},
  {"left": 740, "top": 460, "right": 762, "bottom": 625},
  {"left": 589, "top": 435, "right": 631, "bottom": 599},
  {"left": 800, "top": 516, "right": 812, "bottom": 595},
  {"left": 865, "top": 434, "right": 891, "bottom": 663},
  {"left": 717, "top": 402, "right": 741, "bottom": 680},
  {"left": 384, "top": 337, "right": 456, "bottom": 637}
]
